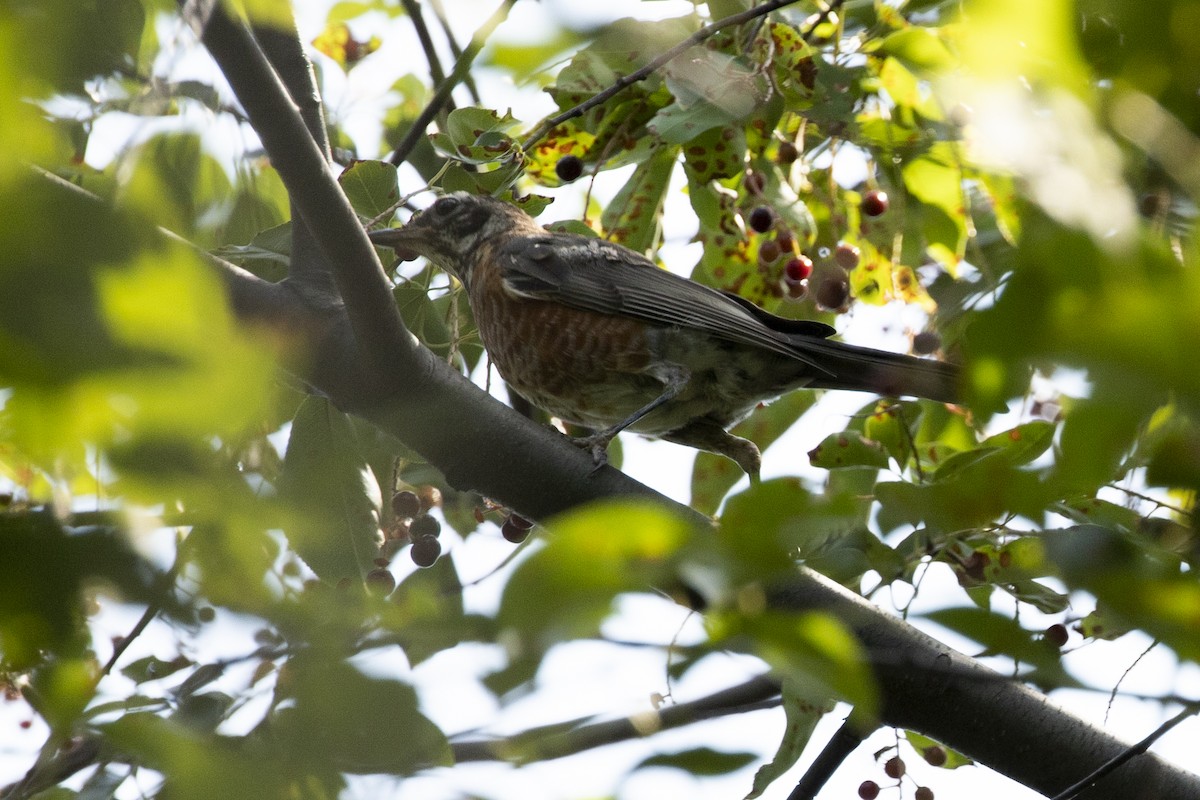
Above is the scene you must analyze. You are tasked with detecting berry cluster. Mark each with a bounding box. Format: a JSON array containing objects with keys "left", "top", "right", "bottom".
[{"left": 388, "top": 485, "right": 444, "bottom": 568}]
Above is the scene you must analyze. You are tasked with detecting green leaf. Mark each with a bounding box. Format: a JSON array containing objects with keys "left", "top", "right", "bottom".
[
  {"left": 807, "top": 430, "right": 890, "bottom": 470},
  {"left": 498, "top": 500, "right": 694, "bottom": 651},
  {"left": 979, "top": 420, "right": 1056, "bottom": 466},
  {"left": 746, "top": 678, "right": 835, "bottom": 798},
  {"left": 338, "top": 160, "right": 400, "bottom": 219},
  {"left": 278, "top": 396, "right": 383, "bottom": 584},
  {"left": 601, "top": 144, "right": 678, "bottom": 255},
  {"left": 635, "top": 747, "right": 758, "bottom": 777}
]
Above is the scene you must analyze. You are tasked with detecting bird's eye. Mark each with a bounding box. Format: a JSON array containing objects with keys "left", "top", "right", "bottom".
[{"left": 431, "top": 196, "right": 460, "bottom": 216}]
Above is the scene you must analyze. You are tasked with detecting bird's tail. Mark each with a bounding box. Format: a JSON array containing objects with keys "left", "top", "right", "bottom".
[{"left": 797, "top": 338, "right": 960, "bottom": 404}]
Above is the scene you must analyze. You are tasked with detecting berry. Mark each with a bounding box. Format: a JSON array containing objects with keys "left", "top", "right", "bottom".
[
  {"left": 410, "top": 535, "right": 441, "bottom": 567},
  {"left": 366, "top": 568, "right": 396, "bottom": 597},
  {"left": 555, "top": 155, "right": 583, "bottom": 183},
  {"left": 783, "top": 278, "right": 808, "bottom": 301},
  {"left": 815, "top": 275, "right": 849, "bottom": 310},
  {"left": 915, "top": 788, "right": 934, "bottom": 800},
  {"left": 834, "top": 242, "right": 861, "bottom": 270},
  {"left": 777, "top": 141, "right": 799, "bottom": 164},
  {"left": 912, "top": 331, "right": 942, "bottom": 355},
  {"left": 743, "top": 171, "right": 766, "bottom": 195},
  {"left": 748, "top": 206, "right": 774, "bottom": 233},
  {"left": 774, "top": 227, "right": 796, "bottom": 253},
  {"left": 862, "top": 189, "right": 889, "bottom": 217},
  {"left": 197, "top": 607, "right": 216, "bottom": 624},
  {"left": 757, "top": 239, "right": 781, "bottom": 264},
  {"left": 507, "top": 513, "right": 534, "bottom": 530},
  {"left": 884, "top": 756, "right": 906, "bottom": 779},
  {"left": 501, "top": 518, "right": 532, "bottom": 544},
  {"left": 410, "top": 514, "right": 441, "bottom": 539},
  {"left": 1044, "top": 623, "right": 1069, "bottom": 648},
  {"left": 391, "top": 490, "right": 421, "bottom": 519},
  {"left": 923, "top": 745, "right": 947, "bottom": 767},
  {"left": 417, "top": 484, "right": 442, "bottom": 511},
  {"left": 858, "top": 780, "right": 880, "bottom": 800},
  {"left": 784, "top": 255, "right": 813, "bottom": 284}
]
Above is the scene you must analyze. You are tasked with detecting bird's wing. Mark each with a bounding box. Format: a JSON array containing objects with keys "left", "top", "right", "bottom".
[{"left": 494, "top": 233, "right": 836, "bottom": 367}]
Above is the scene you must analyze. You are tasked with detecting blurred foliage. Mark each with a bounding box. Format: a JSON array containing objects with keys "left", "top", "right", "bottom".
[{"left": 1, "top": 0, "right": 1198, "bottom": 798}]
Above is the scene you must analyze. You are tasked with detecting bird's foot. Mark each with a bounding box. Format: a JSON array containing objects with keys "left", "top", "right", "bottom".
[{"left": 571, "top": 432, "right": 614, "bottom": 474}]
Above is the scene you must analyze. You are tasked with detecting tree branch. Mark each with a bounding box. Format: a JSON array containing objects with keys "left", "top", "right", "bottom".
[{"left": 387, "top": 0, "right": 516, "bottom": 166}]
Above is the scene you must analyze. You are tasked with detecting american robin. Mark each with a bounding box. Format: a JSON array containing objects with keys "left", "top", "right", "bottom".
[{"left": 369, "top": 192, "right": 959, "bottom": 476}]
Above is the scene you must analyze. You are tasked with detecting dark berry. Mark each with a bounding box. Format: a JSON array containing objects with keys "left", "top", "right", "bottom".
[
  {"left": 555, "top": 155, "right": 583, "bottom": 183},
  {"left": 923, "top": 745, "right": 947, "bottom": 767},
  {"left": 777, "top": 141, "right": 799, "bottom": 164},
  {"left": 1044, "top": 623, "right": 1069, "bottom": 648},
  {"left": 366, "top": 568, "right": 396, "bottom": 596},
  {"left": 197, "top": 607, "right": 215, "bottom": 623},
  {"left": 391, "top": 490, "right": 420, "bottom": 519},
  {"left": 884, "top": 756, "right": 906, "bottom": 779},
  {"left": 743, "top": 171, "right": 765, "bottom": 195},
  {"left": 912, "top": 331, "right": 942, "bottom": 355},
  {"left": 784, "top": 255, "right": 813, "bottom": 284},
  {"left": 915, "top": 788, "right": 934, "bottom": 800},
  {"left": 757, "top": 239, "right": 781, "bottom": 264},
  {"left": 507, "top": 513, "right": 533, "bottom": 530},
  {"left": 410, "top": 514, "right": 441, "bottom": 539},
  {"left": 862, "top": 189, "right": 889, "bottom": 217},
  {"left": 501, "top": 519, "right": 532, "bottom": 544},
  {"left": 815, "top": 275, "right": 850, "bottom": 310},
  {"left": 858, "top": 780, "right": 880, "bottom": 800},
  {"left": 417, "top": 484, "right": 442, "bottom": 511},
  {"left": 775, "top": 227, "right": 795, "bottom": 253},
  {"left": 834, "top": 242, "right": 861, "bottom": 270},
  {"left": 748, "top": 206, "right": 773, "bottom": 233},
  {"left": 410, "top": 535, "right": 441, "bottom": 567},
  {"left": 783, "top": 278, "right": 808, "bottom": 301}
]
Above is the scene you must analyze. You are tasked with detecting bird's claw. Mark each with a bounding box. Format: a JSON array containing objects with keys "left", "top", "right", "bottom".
[{"left": 571, "top": 432, "right": 613, "bottom": 474}]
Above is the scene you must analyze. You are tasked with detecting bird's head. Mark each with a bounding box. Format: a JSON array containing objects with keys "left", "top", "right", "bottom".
[{"left": 368, "top": 192, "right": 537, "bottom": 287}]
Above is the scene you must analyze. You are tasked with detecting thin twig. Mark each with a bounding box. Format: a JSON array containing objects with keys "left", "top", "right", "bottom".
[
  {"left": 1050, "top": 702, "right": 1200, "bottom": 800},
  {"left": 519, "top": 0, "right": 843, "bottom": 152},
  {"left": 399, "top": 0, "right": 453, "bottom": 113},
  {"left": 428, "top": 0, "right": 481, "bottom": 103},
  {"left": 388, "top": 0, "right": 516, "bottom": 166}
]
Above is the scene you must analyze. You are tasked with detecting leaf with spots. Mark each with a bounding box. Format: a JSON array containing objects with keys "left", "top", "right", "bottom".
[{"left": 601, "top": 144, "right": 677, "bottom": 256}]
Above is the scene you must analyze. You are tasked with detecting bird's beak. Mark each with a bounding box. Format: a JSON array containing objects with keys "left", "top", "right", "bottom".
[{"left": 368, "top": 227, "right": 420, "bottom": 262}]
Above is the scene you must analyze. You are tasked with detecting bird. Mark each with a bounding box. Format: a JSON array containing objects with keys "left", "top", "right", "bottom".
[{"left": 369, "top": 192, "right": 959, "bottom": 477}]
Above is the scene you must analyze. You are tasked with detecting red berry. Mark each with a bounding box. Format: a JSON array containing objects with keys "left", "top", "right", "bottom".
[
  {"left": 555, "top": 155, "right": 583, "bottom": 182},
  {"left": 1044, "top": 623, "right": 1069, "bottom": 648},
  {"left": 410, "top": 535, "right": 441, "bottom": 567},
  {"left": 884, "top": 756, "right": 906, "bottom": 779},
  {"left": 834, "top": 242, "right": 861, "bottom": 270},
  {"left": 923, "top": 745, "right": 947, "bottom": 766},
  {"left": 777, "top": 141, "right": 799, "bottom": 164},
  {"left": 784, "top": 255, "right": 813, "bottom": 284},
  {"left": 912, "top": 331, "right": 942, "bottom": 355},
  {"left": 915, "top": 788, "right": 934, "bottom": 800},
  {"left": 410, "top": 514, "right": 441, "bottom": 539},
  {"left": 391, "top": 490, "right": 421, "bottom": 519},
  {"left": 748, "top": 206, "right": 774, "bottom": 233},
  {"left": 862, "top": 189, "right": 889, "bottom": 217},
  {"left": 858, "top": 780, "right": 880, "bottom": 800}
]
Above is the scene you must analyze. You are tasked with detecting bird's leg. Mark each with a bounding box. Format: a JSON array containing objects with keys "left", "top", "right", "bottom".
[
  {"left": 574, "top": 367, "right": 689, "bottom": 470},
  {"left": 663, "top": 418, "right": 762, "bottom": 480}
]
